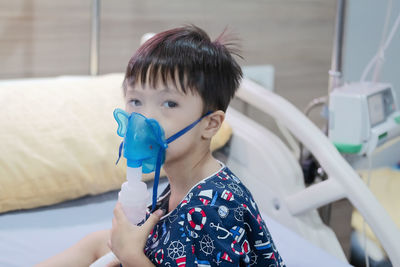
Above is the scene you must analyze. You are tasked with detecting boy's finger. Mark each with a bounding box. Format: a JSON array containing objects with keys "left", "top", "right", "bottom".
[
  {"left": 112, "top": 217, "right": 117, "bottom": 228},
  {"left": 113, "top": 202, "right": 127, "bottom": 223},
  {"left": 142, "top": 209, "right": 164, "bottom": 234}
]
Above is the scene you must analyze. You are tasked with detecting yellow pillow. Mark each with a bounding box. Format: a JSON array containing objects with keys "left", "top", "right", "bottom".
[{"left": 0, "top": 74, "right": 232, "bottom": 213}]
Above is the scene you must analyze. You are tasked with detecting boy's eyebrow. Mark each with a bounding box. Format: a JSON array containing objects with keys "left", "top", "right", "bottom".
[
  {"left": 126, "top": 86, "right": 183, "bottom": 96},
  {"left": 126, "top": 87, "right": 142, "bottom": 96},
  {"left": 159, "top": 87, "right": 184, "bottom": 95}
]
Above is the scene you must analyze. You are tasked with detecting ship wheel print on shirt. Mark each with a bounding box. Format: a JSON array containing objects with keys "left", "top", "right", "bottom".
[
  {"left": 199, "top": 234, "right": 215, "bottom": 256},
  {"left": 227, "top": 182, "right": 243, "bottom": 197},
  {"left": 234, "top": 205, "right": 246, "bottom": 221},
  {"left": 167, "top": 240, "right": 186, "bottom": 266}
]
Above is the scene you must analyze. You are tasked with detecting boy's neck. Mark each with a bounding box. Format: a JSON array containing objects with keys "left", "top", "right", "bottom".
[{"left": 163, "top": 149, "right": 221, "bottom": 211}]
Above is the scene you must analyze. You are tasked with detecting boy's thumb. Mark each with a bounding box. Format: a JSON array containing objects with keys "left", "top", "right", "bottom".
[{"left": 142, "top": 209, "right": 165, "bottom": 233}]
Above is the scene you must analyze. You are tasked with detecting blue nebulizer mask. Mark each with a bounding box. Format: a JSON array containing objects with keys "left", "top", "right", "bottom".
[{"left": 114, "top": 108, "right": 211, "bottom": 212}]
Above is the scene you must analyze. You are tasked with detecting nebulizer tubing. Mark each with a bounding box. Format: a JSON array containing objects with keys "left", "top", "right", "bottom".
[{"left": 361, "top": 3, "right": 400, "bottom": 82}]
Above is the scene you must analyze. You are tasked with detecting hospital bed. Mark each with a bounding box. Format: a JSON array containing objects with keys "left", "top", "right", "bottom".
[{"left": 0, "top": 74, "right": 399, "bottom": 267}]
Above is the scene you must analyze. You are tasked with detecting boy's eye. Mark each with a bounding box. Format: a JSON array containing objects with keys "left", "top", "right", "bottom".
[
  {"left": 163, "top": 101, "right": 178, "bottom": 108},
  {"left": 130, "top": 99, "right": 142, "bottom": 106}
]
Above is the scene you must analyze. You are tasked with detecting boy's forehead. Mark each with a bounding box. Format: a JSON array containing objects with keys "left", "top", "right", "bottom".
[
  {"left": 127, "top": 81, "right": 197, "bottom": 96},
  {"left": 127, "top": 84, "right": 181, "bottom": 94}
]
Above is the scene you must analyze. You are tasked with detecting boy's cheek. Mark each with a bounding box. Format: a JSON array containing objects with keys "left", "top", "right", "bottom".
[
  {"left": 162, "top": 121, "right": 183, "bottom": 139},
  {"left": 164, "top": 138, "right": 191, "bottom": 160},
  {"left": 164, "top": 145, "right": 178, "bottom": 164}
]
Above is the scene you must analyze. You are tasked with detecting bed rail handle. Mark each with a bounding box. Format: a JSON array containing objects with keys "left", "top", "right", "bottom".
[{"left": 285, "top": 178, "right": 345, "bottom": 216}]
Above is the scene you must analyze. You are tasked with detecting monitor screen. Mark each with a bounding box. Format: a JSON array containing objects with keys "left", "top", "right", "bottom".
[{"left": 368, "top": 93, "right": 385, "bottom": 126}]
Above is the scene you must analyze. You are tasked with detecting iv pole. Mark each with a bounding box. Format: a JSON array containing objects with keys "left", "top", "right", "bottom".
[{"left": 90, "top": 0, "right": 100, "bottom": 76}]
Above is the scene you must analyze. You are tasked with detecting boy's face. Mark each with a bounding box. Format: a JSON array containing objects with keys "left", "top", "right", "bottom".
[{"left": 125, "top": 80, "right": 205, "bottom": 165}]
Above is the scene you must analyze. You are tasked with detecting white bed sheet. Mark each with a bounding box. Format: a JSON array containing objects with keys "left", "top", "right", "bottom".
[{"left": 0, "top": 179, "right": 350, "bottom": 267}]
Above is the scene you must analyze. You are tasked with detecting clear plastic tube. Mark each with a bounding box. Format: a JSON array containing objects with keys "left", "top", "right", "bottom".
[
  {"left": 372, "top": 0, "right": 392, "bottom": 83},
  {"left": 361, "top": 4, "right": 400, "bottom": 82}
]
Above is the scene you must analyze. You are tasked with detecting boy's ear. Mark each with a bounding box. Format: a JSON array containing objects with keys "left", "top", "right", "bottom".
[{"left": 202, "top": 110, "right": 225, "bottom": 139}]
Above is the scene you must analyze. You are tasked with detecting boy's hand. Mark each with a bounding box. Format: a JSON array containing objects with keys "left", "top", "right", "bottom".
[{"left": 109, "top": 202, "right": 164, "bottom": 266}]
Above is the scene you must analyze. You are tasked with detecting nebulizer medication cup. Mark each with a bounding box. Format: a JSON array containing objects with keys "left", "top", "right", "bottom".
[{"left": 119, "top": 166, "right": 149, "bottom": 224}]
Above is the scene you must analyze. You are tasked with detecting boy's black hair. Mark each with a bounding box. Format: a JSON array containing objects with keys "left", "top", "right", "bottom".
[{"left": 123, "top": 25, "right": 243, "bottom": 112}]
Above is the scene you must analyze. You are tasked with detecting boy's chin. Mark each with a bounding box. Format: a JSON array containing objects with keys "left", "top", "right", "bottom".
[
  {"left": 163, "top": 152, "right": 187, "bottom": 167},
  {"left": 163, "top": 156, "right": 179, "bottom": 166}
]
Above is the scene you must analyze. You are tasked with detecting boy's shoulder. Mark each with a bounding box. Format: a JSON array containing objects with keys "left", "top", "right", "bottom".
[
  {"left": 188, "top": 166, "right": 249, "bottom": 199},
  {"left": 178, "top": 166, "right": 257, "bottom": 217},
  {"left": 175, "top": 167, "right": 270, "bottom": 245}
]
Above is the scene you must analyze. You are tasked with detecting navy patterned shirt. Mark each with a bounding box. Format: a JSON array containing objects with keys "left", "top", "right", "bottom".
[{"left": 144, "top": 166, "right": 285, "bottom": 266}]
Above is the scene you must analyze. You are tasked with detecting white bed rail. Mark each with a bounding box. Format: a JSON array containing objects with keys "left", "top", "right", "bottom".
[
  {"left": 236, "top": 78, "right": 400, "bottom": 266},
  {"left": 285, "top": 177, "right": 345, "bottom": 216}
]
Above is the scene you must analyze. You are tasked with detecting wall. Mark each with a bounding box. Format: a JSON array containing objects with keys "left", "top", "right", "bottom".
[{"left": 0, "top": 0, "right": 336, "bottom": 121}]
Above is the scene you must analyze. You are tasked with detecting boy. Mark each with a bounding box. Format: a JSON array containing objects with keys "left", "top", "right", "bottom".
[{"left": 37, "top": 25, "right": 284, "bottom": 267}]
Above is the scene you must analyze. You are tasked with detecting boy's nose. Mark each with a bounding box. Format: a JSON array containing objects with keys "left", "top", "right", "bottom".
[{"left": 140, "top": 107, "right": 157, "bottom": 121}]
